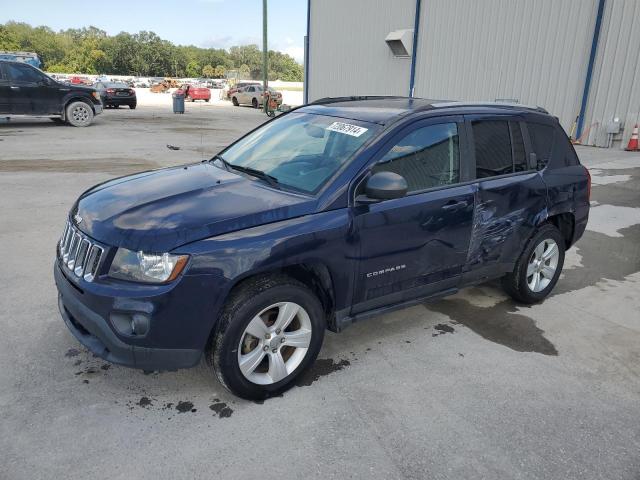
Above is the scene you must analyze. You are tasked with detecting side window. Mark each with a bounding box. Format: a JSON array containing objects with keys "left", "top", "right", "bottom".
[
  {"left": 0, "top": 65, "right": 6, "bottom": 81},
  {"left": 528, "top": 122, "right": 555, "bottom": 169},
  {"left": 472, "top": 120, "right": 513, "bottom": 178},
  {"left": 510, "top": 122, "right": 527, "bottom": 172},
  {"left": 6, "top": 63, "right": 44, "bottom": 84},
  {"left": 563, "top": 137, "right": 581, "bottom": 166},
  {"left": 372, "top": 123, "right": 460, "bottom": 193}
]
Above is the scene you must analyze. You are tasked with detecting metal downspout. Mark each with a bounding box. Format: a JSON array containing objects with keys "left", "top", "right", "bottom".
[{"left": 576, "top": 0, "right": 606, "bottom": 141}]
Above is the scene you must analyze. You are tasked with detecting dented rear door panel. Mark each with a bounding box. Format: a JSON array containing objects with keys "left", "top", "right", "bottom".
[{"left": 465, "top": 172, "right": 548, "bottom": 277}]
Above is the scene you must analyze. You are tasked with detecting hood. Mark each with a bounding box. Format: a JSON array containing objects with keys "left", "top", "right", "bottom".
[{"left": 73, "top": 163, "right": 315, "bottom": 252}]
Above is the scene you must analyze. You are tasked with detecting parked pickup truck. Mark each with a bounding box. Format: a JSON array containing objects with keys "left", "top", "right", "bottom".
[
  {"left": 54, "top": 97, "right": 590, "bottom": 399},
  {"left": 0, "top": 60, "right": 102, "bottom": 126}
]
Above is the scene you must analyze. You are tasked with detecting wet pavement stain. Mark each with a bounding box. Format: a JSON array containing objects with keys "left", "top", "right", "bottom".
[
  {"left": 175, "top": 401, "right": 195, "bottom": 413},
  {"left": 432, "top": 323, "right": 456, "bottom": 336},
  {"left": 295, "top": 358, "right": 350, "bottom": 387},
  {"left": 555, "top": 225, "right": 640, "bottom": 295},
  {"left": 209, "top": 401, "right": 233, "bottom": 418},
  {"left": 65, "top": 348, "right": 80, "bottom": 358},
  {"left": 426, "top": 299, "right": 558, "bottom": 356}
]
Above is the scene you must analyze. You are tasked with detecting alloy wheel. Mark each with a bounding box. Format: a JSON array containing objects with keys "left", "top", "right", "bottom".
[
  {"left": 526, "top": 238, "right": 559, "bottom": 292},
  {"left": 237, "top": 302, "right": 312, "bottom": 385}
]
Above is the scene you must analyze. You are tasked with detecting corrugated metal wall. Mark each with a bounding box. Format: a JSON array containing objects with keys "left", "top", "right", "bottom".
[
  {"left": 582, "top": 0, "right": 640, "bottom": 147},
  {"left": 413, "top": 0, "right": 597, "bottom": 133},
  {"left": 307, "top": 0, "right": 416, "bottom": 100},
  {"left": 308, "top": 0, "right": 640, "bottom": 148}
]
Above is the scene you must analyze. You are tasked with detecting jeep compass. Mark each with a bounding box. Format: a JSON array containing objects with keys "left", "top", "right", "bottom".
[{"left": 54, "top": 97, "right": 590, "bottom": 399}]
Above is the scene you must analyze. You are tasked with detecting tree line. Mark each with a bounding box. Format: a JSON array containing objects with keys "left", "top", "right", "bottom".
[{"left": 0, "top": 21, "right": 303, "bottom": 81}]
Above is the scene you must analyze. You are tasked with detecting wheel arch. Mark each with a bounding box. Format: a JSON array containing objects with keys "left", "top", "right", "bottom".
[
  {"left": 219, "top": 262, "right": 337, "bottom": 332},
  {"left": 547, "top": 212, "right": 575, "bottom": 249},
  {"left": 62, "top": 96, "right": 96, "bottom": 120}
]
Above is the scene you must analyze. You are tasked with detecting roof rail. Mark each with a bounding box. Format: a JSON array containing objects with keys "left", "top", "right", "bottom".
[
  {"left": 310, "top": 95, "right": 407, "bottom": 105},
  {"left": 430, "top": 101, "right": 548, "bottom": 114}
]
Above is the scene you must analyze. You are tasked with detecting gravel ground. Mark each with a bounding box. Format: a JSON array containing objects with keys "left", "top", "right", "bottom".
[{"left": 0, "top": 107, "right": 639, "bottom": 480}]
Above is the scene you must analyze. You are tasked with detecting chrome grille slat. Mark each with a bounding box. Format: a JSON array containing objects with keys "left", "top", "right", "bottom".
[{"left": 57, "top": 220, "right": 104, "bottom": 282}]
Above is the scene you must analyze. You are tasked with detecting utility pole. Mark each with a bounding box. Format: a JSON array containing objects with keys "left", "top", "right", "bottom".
[{"left": 262, "top": 0, "right": 268, "bottom": 113}]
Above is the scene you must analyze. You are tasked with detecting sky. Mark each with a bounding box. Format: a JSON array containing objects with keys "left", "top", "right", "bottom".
[{"left": 0, "top": 0, "right": 308, "bottom": 62}]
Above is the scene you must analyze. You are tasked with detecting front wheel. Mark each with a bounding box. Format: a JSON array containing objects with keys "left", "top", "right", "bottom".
[
  {"left": 502, "top": 224, "right": 565, "bottom": 303},
  {"left": 65, "top": 101, "right": 94, "bottom": 127},
  {"left": 252, "top": 98, "right": 258, "bottom": 109},
  {"left": 208, "top": 275, "right": 325, "bottom": 400},
  {"left": 232, "top": 97, "right": 239, "bottom": 106}
]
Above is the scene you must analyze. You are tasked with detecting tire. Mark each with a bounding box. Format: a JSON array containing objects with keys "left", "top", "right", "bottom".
[
  {"left": 207, "top": 275, "right": 325, "bottom": 400},
  {"left": 502, "top": 224, "right": 565, "bottom": 304},
  {"left": 129, "top": 104, "right": 136, "bottom": 109},
  {"left": 232, "top": 97, "right": 239, "bottom": 106},
  {"left": 65, "top": 101, "right": 94, "bottom": 127},
  {"left": 205, "top": 99, "right": 210, "bottom": 102},
  {"left": 252, "top": 98, "right": 258, "bottom": 109}
]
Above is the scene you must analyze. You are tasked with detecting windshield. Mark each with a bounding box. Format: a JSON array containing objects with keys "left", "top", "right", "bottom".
[{"left": 219, "top": 112, "right": 379, "bottom": 194}]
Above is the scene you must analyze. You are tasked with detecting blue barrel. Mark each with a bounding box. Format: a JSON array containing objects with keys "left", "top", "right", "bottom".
[{"left": 172, "top": 92, "right": 185, "bottom": 114}]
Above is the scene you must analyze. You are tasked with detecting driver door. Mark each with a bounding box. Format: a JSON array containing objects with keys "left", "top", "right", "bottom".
[
  {"left": 5, "top": 62, "right": 53, "bottom": 114},
  {"left": 351, "top": 116, "right": 476, "bottom": 314}
]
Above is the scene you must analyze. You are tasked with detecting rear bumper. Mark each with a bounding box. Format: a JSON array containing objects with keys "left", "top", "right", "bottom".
[
  {"left": 55, "top": 262, "right": 201, "bottom": 370},
  {"left": 104, "top": 97, "right": 136, "bottom": 106}
]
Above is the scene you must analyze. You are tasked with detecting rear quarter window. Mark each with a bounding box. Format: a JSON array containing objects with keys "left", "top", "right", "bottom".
[{"left": 527, "top": 122, "right": 555, "bottom": 169}]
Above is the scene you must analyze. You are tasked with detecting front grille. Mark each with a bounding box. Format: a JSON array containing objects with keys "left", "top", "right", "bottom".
[{"left": 58, "top": 221, "right": 104, "bottom": 282}]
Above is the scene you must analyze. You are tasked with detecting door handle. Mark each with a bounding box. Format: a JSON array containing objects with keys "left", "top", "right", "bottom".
[{"left": 442, "top": 200, "right": 468, "bottom": 211}]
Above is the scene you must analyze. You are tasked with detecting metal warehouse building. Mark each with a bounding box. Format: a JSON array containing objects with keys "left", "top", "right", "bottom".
[{"left": 304, "top": 0, "right": 640, "bottom": 149}]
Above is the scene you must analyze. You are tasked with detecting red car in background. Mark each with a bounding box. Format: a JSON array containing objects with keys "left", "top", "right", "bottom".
[{"left": 178, "top": 84, "right": 211, "bottom": 102}]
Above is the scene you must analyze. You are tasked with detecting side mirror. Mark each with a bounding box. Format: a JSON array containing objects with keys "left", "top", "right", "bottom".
[{"left": 358, "top": 171, "right": 408, "bottom": 203}]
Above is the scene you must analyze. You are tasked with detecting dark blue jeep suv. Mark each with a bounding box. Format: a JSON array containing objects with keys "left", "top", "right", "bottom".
[{"left": 54, "top": 97, "right": 590, "bottom": 399}]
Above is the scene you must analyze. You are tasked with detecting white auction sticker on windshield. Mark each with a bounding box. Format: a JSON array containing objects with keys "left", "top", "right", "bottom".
[{"left": 326, "top": 122, "right": 368, "bottom": 137}]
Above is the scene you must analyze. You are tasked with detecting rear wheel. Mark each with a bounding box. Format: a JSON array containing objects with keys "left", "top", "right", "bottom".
[
  {"left": 208, "top": 275, "right": 325, "bottom": 400},
  {"left": 232, "top": 97, "right": 239, "bottom": 106},
  {"left": 129, "top": 103, "right": 136, "bottom": 109},
  {"left": 502, "top": 224, "right": 565, "bottom": 303},
  {"left": 252, "top": 98, "right": 258, "bottom": 109},
  {"left": 65, "top": 101, "right": 94, "bottom": 127}
]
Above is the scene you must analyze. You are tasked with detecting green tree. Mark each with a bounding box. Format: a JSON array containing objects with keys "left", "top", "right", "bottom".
[
  {"left": 214, "top": 65, "right": 226, "bottom": 78},
  {"left": 202, "top": 64, "right": 215, "bottom": 78}
]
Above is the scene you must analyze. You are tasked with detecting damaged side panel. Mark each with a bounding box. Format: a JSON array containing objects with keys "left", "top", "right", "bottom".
[{"left": 464, "top": 172, "right": 548, "bottom": 280}]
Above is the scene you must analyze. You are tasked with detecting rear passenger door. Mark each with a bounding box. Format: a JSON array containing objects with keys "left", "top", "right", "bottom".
[{"left": 463, "top": 115, "right": 548, "bottom": 281}]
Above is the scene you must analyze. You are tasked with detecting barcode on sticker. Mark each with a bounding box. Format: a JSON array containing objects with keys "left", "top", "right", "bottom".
[{"left": 326, "top": 122, "right": 368, "bottom": 137}]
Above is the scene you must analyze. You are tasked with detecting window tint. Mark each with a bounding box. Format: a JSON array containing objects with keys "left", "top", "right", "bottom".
[
  {"left": 6, "top": 63, "right": 44, "bottom": 84},
  {"left": 472, "top": 120, "right": 532, "bottom": 178},
  {"left": 510, "top": 122, "right": 527, "bottom": 172},
  {"left": 472, "top": 120, "right": 513, "bottom": 178},
  {"left": 0, "top": 65, "right": 6, "bottom": 81},
  {"left": 528, "top": 122, "right": 555, "bottom": 169},
  {"left": 372, "top": 123, "right": 460, "bottom": 192},
  {"left": 563, "top": 138, "right": 581, "bottom": 166}
]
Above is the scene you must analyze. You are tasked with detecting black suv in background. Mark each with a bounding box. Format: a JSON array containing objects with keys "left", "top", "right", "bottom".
[{"left": 0, "top": 60, "right": 103, "bottom": 126}]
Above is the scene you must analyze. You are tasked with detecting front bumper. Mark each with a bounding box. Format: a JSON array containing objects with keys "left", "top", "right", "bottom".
[
  {"left": 54, "top": 262, "right": 202, "bottom": 370},
  {"left": 94, "top": 103, "right": 103, "bottom": 115}
]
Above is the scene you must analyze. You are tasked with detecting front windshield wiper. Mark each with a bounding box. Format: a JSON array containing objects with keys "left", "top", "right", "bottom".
[
  {"left": 228, "top": 164, "right": 281, "bottom": 189},
  {"left": 208, "top": 155, "right": 280, "bottom": 189}
]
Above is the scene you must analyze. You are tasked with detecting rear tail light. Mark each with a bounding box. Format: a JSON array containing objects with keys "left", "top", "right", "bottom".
[{"left": 585, "top": 166, "right": 591, "bottom": 201}]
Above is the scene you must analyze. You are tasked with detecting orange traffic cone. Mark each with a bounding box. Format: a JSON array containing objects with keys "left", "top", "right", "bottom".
[{"left": 626, "top": 124, "right": 639, "bottom": 151}]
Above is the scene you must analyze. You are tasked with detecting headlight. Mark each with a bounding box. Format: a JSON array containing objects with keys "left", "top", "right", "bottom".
[{"left": 109, "top": 248, "right": 189, "bottom": 283}]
